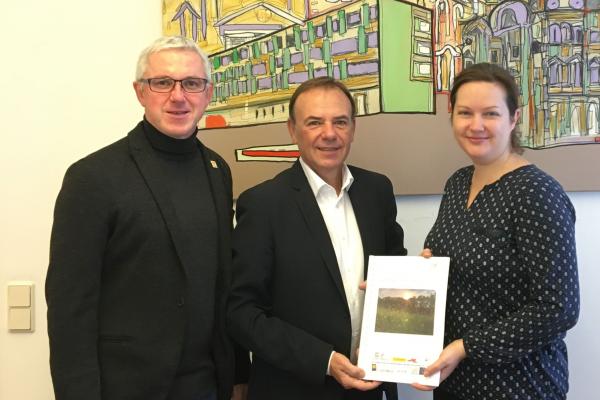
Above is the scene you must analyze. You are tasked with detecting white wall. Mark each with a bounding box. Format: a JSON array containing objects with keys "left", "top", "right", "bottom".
[
  {"left": 0, "top": 1, "right": 161, "bottom": 398},
  {"left": 0, "top": 1, "right": 597, "bottom": 399}
]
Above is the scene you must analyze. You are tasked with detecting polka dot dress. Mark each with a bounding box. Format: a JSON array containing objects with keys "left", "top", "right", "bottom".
[{"left": 425, "top": 165, "right": 580, "bottom": 400}]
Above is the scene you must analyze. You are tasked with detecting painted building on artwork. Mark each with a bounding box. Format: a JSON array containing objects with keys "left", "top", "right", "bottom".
[
  {"left": 163, "top": 0, "right": 309, "bottom": 54},
  {"left": 530, "top": 0, "right": 600, "bottom": 146},
  {"left": 198, "top": 0, "right": 434, "bottom": 128},
  {"left": 439, "top": 0, "right": 600, "bottom": 146}
]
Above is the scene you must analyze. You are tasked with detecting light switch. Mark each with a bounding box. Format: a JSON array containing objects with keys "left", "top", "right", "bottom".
[
  {"left": 8, "top": 308, "right": 31, "bottom": 330},
  {"left": 8, "top": 285, "right": 31, "bottom": 307},
  {"left": 7, "top": 282, "right": 34, "bottom": 332}
]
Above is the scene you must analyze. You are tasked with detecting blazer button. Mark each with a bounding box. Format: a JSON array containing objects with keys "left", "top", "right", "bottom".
[{"left": 177, "top": 297, "right": 185, "bottom": 307}]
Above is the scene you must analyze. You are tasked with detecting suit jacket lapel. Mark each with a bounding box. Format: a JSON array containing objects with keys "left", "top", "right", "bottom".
[
  {"left": 289, "top": 162, "right": 347, "bottom": 303},
  {"left": 347, "top": 173, "right": 375, "bottom": 279},
  {"left": 199, "top": 143, "right": 232, "bottom": 271},
  {"left": 127, "top": 124, "right": 194, "bottom": 277}
]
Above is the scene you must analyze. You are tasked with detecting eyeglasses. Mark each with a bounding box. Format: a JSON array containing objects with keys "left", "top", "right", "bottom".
[{"left": 141, "top": 77, "right": 210, "bottom": 93}]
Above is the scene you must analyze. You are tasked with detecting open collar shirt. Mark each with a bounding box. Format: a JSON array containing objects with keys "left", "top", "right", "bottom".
[{"left": 299, "top": 157, "right": 365, "bottom": 364}]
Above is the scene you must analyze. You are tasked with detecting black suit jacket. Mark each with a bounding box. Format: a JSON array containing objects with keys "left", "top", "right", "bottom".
[
  {"left": 46, "top": 122, "right": 247, "bottom": 400},
  {"left": 228, "top": 162, "right": 407, "bottom": 400}
]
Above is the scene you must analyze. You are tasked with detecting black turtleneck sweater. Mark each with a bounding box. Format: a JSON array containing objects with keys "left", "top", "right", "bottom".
[{"left": 142, "top": 120, "right": 218, "bottom": 399}]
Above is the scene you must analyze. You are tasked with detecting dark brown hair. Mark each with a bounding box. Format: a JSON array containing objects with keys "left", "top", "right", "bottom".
[
  {"left": 450, "top": 63, "right": 523, "bottom": 154},
  {"left": 288, "top": 77, "right": 356, "bottom": 122}
]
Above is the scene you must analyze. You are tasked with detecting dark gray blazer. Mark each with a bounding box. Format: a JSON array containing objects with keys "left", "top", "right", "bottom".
[
  {"left": 46, "top": 122, "right": 246, "bottom": 400},
  {"left": 228, "top": 162, "right": 407, "bottom": 400}
]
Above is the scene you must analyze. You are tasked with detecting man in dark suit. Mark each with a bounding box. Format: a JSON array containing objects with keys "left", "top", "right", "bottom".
[
  {"left": 227, "top": 77, "right": 407, "bottom": 400},
  {"left": 46, "top": 36, "right": 247, "bottom": 400}
]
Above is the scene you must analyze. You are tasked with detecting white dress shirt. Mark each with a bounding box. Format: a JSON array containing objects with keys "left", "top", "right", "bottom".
[{"left": 299, "top": 158, "right": 365, "bottom": 367}]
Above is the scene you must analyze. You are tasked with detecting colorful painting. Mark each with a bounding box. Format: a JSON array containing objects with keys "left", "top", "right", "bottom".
[{"left": 163, "top": 0, "right": 600, "bottom": 195}]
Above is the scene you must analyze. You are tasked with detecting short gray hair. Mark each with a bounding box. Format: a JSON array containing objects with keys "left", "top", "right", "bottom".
[{"left": 135, "top": 36, "right": 212, "bottom": 82}]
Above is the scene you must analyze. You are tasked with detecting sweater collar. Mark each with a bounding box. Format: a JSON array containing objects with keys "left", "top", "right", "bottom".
[{"left": 142, "top": 118, "right": 198, "bottom": 154}]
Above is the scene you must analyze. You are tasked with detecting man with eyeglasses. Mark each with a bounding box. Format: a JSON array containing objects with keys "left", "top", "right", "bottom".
[{"left": 46, "top": 36, "right": 248, "bottom": 400}]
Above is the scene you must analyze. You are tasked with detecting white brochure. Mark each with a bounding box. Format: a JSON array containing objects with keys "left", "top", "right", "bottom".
[{"left": 357, "top": 256, "right": 450, "bottom": 386}]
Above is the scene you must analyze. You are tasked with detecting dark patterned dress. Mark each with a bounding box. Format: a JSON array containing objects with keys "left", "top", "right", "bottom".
[{"left": 425, "top": 165, "right": 580, "bottom": 400}]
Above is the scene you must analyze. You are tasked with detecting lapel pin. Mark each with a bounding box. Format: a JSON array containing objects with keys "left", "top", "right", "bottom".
[{"left": 210, "top": 160, "right": 218, "bottom": 169}]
